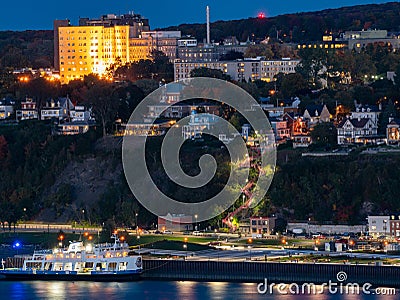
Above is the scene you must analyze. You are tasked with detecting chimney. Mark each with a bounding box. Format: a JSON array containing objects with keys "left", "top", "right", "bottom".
[{"left": 206, "top": 6, "right": 210, "bottom": 45}]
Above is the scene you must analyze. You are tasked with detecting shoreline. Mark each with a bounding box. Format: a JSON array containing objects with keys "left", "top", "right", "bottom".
[{"left": 3, "top": 256, "right": 400, "bottom": 287}]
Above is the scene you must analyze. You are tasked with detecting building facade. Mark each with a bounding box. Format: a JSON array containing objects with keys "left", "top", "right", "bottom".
[
  {"left": 174, "top": 58, "right": 300, "bottom": 82},
  {"left": 0, "top": 97, "right": 14, "bottom": 120},
  {"left": 55, "top": 13, "right": 181, "bottom": 83},
  {"left": 18, "top": 97, "right": 38, "bottom": 120},
  {"left": 41, "top": 97, "right": 74, "bottom": 121},
  {"left": 368, "top": 216, "right": 390, "bottom": 237},
  {"left": 337, "top": 30, "right": 400, "bottom": 52},
  {"left": 337, "top": 117, "right": 378, "bottom": 145},
  {"left": 387, "top": 118, "right": 400, "bottom": 144},
  {"left": 250, "top": 217, "right": 276, "bottom": 238},
  {"left": 158, "top": 213, "right": 193, "bottom": 232}
]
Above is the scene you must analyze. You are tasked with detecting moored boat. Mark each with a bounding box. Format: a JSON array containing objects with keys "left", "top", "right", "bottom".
[{"left": 0, "top": 233, "right": 142, "bottom": 281}]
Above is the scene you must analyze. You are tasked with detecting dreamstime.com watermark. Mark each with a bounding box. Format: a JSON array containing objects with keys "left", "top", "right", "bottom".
[{"left": 257, "top": 271, "right": 396, "bottom": 296}]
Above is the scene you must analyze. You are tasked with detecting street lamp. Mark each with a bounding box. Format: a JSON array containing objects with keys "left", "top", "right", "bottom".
[
  {"left": 81, "top": 209, "right": 85, "bottom": 231},
  {"left": 247, "top": 238, "right": 253, "bottom": 260},
  {"left": 183, "top": 240, "right": 188, "bottom": 259},
  {"left": 137, "top": 235, "right": 141, "bottom": 254},
  {"left": 135, "top": 213, "right": 139, "bottom": 234},
  {"left": 194, "top": 214, "right": 198, "bottom": 231}
]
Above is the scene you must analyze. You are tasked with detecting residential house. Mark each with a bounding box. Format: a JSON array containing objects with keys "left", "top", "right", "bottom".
[
  {"left": 0, "top": 97, "right": 15, "bottom": 120},
  {"left": 160, "top": 82, "right": 184, "bottom": 104},
  {"left": 18, "top": 97, "right": 38, "bottom": 120},
  {"left": 352, "top": 104, "right": 381, "bottom": 127},
  {"left": 303, "top": 104, "right": 331, "bottom": 124},
  {"left": 269, "top": 117, "right": 290, "bottom": 142},
  {"left": 293, "top": 135, "right": 312, "bottom": 148},
  {"left": 158, "top": 213, "right": 193, "bottom": 232},
  {"left": 57, "top": 121, "right": 94, "bottom": 135},
  {"left": 57, "top": 106, "right": 95, "bottom": 135},
  {"left": 147, "top": 103, "right": 192, "bottom": 119},
  {"left": 283, "top": 112, "right": 308, "bottom": 136},
  {"left": 337, "top": 117, "right": 378, "bottom": 145},
  {"left": 70, "top": 106, "right": 92, "bottom": 122},
  {"left": 41, "top": 97, "right": 74, "bottom": 121},
  {"left": 119, "top": 119, "right": 174, "bottom": 137},
  {"left": 182, "top": 111, "right": 219, "bottom": 140},
  {"left": 197, "top": 102, "right": 220, "bottom": 116},
  {"left": 387, "top": 118, "right": 400, "bottom": 145},
  {"left": 389, "top": 216, "right": 400, "bottom": 238}
]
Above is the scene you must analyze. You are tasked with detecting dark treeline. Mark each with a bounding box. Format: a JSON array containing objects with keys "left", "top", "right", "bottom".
[
  {"left": 161, "top": 2, "right": 400, "bottom": 43},
  {"left": 0, "top": 30, "right": 53, "bottom": 68},
  {"left": 269, "top": 151, "right": 400, "bottom": 225}
]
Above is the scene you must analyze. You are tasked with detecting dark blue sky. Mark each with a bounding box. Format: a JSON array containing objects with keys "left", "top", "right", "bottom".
[{"left": 0, "top": 0, "right": 392, "bottom": 31}]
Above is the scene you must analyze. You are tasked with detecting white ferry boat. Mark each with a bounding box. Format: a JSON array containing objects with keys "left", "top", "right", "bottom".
[{"left": 0, "top": 234, "right": 142, "bottom": 281}]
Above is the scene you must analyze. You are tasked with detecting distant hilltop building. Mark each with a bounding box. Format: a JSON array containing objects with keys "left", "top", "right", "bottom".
[
  {"left": 299, "top": 29, "right": 400, "bottom": 52},
  {"left": 338, "top": 29, "right": 400, "bottom": 52},
  {"left": 54, "top": 13, "right": 181, "bottom": 83}
]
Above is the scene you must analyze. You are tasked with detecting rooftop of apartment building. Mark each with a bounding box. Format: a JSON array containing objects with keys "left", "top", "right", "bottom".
[{"left": 78, "top": 13, "right": 150, "bottom": 27}]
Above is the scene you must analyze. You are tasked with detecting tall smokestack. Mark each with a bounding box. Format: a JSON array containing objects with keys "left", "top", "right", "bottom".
[{"left": 206, "top": 6, "right": 210, "bottom": 44}]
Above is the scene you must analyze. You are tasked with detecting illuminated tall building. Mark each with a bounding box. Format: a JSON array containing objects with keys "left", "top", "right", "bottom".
[{"left": 54, "top": 13, "right": 181, "bottom": 84}]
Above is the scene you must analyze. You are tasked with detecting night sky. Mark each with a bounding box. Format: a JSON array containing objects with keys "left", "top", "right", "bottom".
[{"left": 0, "top": 0, "right": 393, "bottom": 31}]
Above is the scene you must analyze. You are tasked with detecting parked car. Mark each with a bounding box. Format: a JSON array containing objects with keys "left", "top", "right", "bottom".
[
  {"left": 163, "top": 230, "right": 173, "bottom": 235},
  {"left": 192, "top": 231, "right": 202, "bottom": 236}
]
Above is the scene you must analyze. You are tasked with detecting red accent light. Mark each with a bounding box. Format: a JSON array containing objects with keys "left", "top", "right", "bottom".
[{"left": 258, "top": 12, "right": 266, "bottom": 19}]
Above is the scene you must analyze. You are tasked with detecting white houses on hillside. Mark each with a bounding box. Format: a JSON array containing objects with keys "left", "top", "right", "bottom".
[
  {"left": 351, "top": 104, "right": 381, "bottom": 126},
  {"left": 18, "top": 97, "right": 38, "bottom": 120},
  {"left": 41, "top": 97, "right": 74, "bottom": 121},
  {"left": 337, "top": 104, "right": 382, "bottom": 145},
  {"left": 0, "top": 97, "right": 15, "bottom": 120},
  {"left": 337, "top": 117, "right": 377, "bottom": 144}
]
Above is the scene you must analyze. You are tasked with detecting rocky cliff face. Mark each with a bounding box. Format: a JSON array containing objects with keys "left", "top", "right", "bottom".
[{"left": 36, "top": 137, "right": 123, "bottom": 223}]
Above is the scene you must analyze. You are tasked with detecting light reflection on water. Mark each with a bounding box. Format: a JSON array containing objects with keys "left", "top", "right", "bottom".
[{"left": 0, "top": 281, "right": 398, "bottom": 300}]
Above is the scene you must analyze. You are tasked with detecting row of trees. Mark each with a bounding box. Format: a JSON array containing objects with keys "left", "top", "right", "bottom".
[
  {"left": 163, "top": 2, "right": 400, "bottom": 43},
  {"left": 269, "top": 153, "right": 400, "bottom": 224},
  {"left": 0, "top": 121, "right": 99, "bottom": 228}
]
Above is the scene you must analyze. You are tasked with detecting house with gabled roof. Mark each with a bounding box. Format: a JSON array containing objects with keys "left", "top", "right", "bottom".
[
  {"left": 17, "top": 97, "right": 38, "bottom": 120},
  {"left": 337, "top": 117, "right": 378, "bottom": 145},
  {"left": 303, "top": 104, "right": 331, "bottom": 124},
  {"left": 0, "top": 97, "right": 15, "bottom": 120},
  {"left": 352, "top": 104, "right": 381, "bottom": 127},
  {"left": 41, "top": 97, "right": 74, "bottom": 121},
  {"left": 387, "top": 118, "right": 400, "bottom": 145}
]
